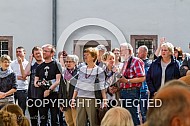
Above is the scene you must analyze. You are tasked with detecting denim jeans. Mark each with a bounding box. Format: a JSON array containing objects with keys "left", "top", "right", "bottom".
[
  {"left": 120, "top": 88, "right": 140, "bottom": 126},
  {"left": 140, "top": 91, "right": 149, "bottom": 123}
]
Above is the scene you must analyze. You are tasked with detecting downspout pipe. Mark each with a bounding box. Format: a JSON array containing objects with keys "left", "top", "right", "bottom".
[{"left": 52, "top": 0, "right": 57, "bottom": 48}]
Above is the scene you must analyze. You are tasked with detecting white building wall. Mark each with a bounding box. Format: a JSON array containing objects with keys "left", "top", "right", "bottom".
[
  {"left": 57, "top": 0, "right": 190, "bottom": 53},
  {"left": 0, "top": 0, "right": 52, "bottom": 59},
  {"left": 1, "top": 0, "right": 190, "bottom": 60}
]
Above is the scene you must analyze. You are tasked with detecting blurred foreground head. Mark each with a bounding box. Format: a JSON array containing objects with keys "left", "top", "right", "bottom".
[
  {"left": 1, "top": 104, "right": 30, "bottom": 126},
  {"left": 147, "top": 80, "right": 190, "bottom": 126},
  {"left": 101, "top": 107, "right": 134, "bottom": 126},
  {"left": 0, "top": 110, "right": 18, "bottom": 126}
]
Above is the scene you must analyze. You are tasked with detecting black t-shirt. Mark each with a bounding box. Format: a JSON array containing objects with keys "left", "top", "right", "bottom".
[
  {"left": 36, "top": 61, "right": 60, "bottom": 81},
  {"left": 28, "top": 62, "right": 43, "bottom": 98},
  {"left": 35, "top": 61, "right": 61, "bottom": 98}
]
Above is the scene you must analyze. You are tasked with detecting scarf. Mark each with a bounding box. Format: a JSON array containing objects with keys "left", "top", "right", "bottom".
[
  {"left": 0, "top": 67, "right": 13, "bottom": 78},
  {"left": 64, "top": 69, "right": 74, "bottom": 81}
]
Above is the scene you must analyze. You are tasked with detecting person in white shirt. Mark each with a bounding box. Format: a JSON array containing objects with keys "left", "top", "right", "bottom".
[{"left": 10, "top": 46, "right": 28, "bottom": 115}]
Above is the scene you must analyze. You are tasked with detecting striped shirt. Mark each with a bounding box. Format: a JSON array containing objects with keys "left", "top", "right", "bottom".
[{"left": 75, "top": 65, "right": 106, "bottom": 98}]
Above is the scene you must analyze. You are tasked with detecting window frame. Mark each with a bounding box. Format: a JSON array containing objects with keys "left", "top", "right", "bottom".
[
  {"left": 130, "top": 35, "right": 158, "bottom": 56},
  {"left": 0, "top": 36, "right": 13, "bottom": 59}
]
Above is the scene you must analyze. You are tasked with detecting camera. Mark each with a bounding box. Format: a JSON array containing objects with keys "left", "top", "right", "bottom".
[{"left": 36, "top": 79, "right": 52, "bottom": 90}]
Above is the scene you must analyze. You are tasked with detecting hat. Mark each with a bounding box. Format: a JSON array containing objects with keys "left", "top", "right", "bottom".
[
  {"left": 96, "top": 45, "right": 107, "bottom": 51},
  {"left": 179, "top": 75, "right": 190, "bottom": 85}
]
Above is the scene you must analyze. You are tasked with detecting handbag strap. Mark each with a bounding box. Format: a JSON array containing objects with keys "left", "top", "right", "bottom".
[{"left": 96, "top": 66, "right": 99, "bottom": 78}]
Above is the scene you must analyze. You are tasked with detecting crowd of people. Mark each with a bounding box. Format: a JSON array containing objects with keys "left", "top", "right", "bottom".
[{"left": 0, "top": 37, "right": 190, "bottom": 126}]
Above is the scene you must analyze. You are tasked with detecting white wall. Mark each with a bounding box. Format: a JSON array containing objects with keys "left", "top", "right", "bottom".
[
  {"left": 0, "top": 0, "right": 52, "bottom": 60},
  {"left": 1, "top": 0, "right": 190, "bottom": 60},
  {"left": 57, "top": 0, "right": 190, "bottom": 53}
]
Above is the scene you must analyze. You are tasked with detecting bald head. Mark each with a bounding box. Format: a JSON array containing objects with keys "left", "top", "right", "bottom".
[
  {"left": 137, "top": 45, "right": 148, "bottom": 60},
  {"left": 147, "top": 80, "right": 190, "bottom": 126}
]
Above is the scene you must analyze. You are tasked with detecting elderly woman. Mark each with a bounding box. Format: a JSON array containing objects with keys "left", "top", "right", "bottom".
[
  {"left": 72, "top": 47, "right": 106, "bottom": 126},
  {"left": 59, "top": 55, "right": 79, "bottom": 126},
  {"left": 0, "top": 55, "right": 17, "bottom": 107},
  {"left": 101, "top": 51, "right": 120, "bottom": 108},
  {"left": 147, "top": 42, "right": 180, "bottom": 98}
]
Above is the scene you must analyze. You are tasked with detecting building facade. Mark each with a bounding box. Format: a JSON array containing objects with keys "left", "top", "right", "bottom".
[{"left": 1, "top": 0, "right": 190, "bottom": 60}]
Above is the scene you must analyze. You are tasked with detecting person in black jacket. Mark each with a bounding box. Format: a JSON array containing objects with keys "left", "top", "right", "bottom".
[
  {"left": 146, "top": 42, "right": 180, "bottom": 98},
  {"left": 180, "top": 55, "right": 190, "bottom": 77},
  {"left": 59, "top": 55, "right": 79, "bottom": 126}
]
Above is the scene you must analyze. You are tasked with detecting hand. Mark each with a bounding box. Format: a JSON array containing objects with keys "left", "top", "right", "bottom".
[
  {"left": 44, "top": 90, "right": 51, "bottom": 97},
  {"left": 119, "top": 76, "right": 127, "bottom": 83},
  {"left": 17, "top": 76, "right": 26, "bottom": 80},
  {"left": 0, "top": 92, "right": 6, "bottom": 99},
  {"left": 159, "top": 37, "right": 166, "bottom": 46},
  {"left": 147, "top": 90, "right": 150, "bottom": 95},
  {"left": 34, "top": 84, "right": 40, "bottom": 87},
  {"left": 17, "top": 57, "right": 22, "bottom": 65},
  {"left": 71, "top": 99, "right": 76, "bottom": 109},
  {"left": 102, "top": 99, "right": 108, "bottom": 108},
  {"left": 60, "top": 106, "right": 64, "bottom": 112},
  {"left": 29, "top": 54, "right": 33, "bottom": 63},
  {"left": 34, "top": 81, "right": 40, "bottom": 87}
]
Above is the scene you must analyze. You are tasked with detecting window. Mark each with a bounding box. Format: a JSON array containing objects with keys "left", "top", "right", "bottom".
[
  {"left": 0, "top": 41, "right": 9, "bottom": 55},
  {"left": 131, "top": 35, "right": 158, "bottom": 57},
  {"left": 0, "top": 36, "right": 13, "bottom": 59}
]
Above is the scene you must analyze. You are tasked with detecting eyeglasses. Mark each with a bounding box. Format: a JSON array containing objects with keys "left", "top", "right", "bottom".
[
  {"left": 43, "top": 50, "right": 51, "bottom": 53},
  {"left": 65, "top": 61, "right": 74, "bottom": 63},
  {"left": 114, "top": 53, "right": 120, "bottom": 55},
  {"left": 120, "top": 49, "right": 128, "bottom": 52}
]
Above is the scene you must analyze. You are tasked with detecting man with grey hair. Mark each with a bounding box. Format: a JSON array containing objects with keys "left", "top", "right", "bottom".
[
  {"left": 147, "top": 80, "right": 190, "bottom": 126},
  {"left": 137, "top": 45, "right": 152, "bottom": 123},
  {"left": 119, "top": 43, "right": 145, "bottom": 125}
]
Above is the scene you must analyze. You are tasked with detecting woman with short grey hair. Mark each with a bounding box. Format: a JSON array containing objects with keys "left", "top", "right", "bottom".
[
  {"left": 59, "top": 54, "right": 79, "bottom": 126},
  {"left": 66, "top": 55, "right": 79, "bottom": 65}
]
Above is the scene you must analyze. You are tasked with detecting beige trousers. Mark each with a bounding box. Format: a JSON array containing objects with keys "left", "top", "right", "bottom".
[
  {"left": 64, "top": 108, "right": 77, "bottom": 126},
  {"left": 76, "top": 97, "right": 99, "bottom": 126}
]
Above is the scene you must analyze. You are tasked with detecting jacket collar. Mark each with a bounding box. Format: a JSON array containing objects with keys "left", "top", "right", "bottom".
[{"left": 155, "top": 55, "right": 175, "bottom": 65}]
